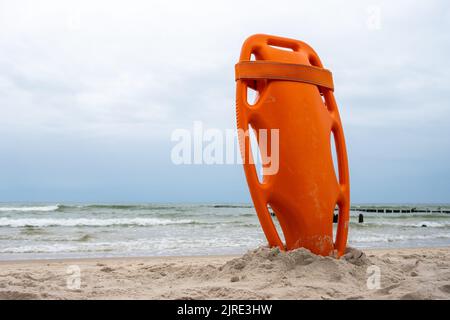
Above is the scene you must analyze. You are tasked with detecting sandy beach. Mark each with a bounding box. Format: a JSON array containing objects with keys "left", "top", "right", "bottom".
[{"left": 0, "top": 246, "right": 449, "bottom": 300}]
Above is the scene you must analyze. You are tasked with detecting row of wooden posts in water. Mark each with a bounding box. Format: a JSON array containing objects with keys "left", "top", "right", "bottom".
[
  {"left": 332, "top": 206, "right": 449, "bottom": 224},
  {"left": 269, "top": 206, "right": 448, "bottom": 224}
]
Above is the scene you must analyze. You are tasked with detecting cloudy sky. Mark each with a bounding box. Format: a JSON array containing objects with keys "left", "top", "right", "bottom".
[{"left": 0, "top": 0, "right": 449, "bottom": 203}]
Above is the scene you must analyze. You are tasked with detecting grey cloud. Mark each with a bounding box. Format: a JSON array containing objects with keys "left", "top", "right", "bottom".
[{"left": 0, "top": 0, "right": 449, "bottom": 202}]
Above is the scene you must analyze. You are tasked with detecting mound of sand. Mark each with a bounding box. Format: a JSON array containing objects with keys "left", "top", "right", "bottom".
[
  {"left": 223, "top": 246, "right": 369, "bottom": 273},
  {"left": 182, "top": 246, "right": 374, "bottom": 299}
]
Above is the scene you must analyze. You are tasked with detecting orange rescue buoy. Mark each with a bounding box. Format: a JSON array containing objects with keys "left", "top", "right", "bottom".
[{"left": 235, "top": 34, "right": 350, "bottom": 257}]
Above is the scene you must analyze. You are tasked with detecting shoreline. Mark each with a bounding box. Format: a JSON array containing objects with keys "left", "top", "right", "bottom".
[
  {"left": 0, "top": 253, "right": 239, "bottom": 265},
  {"left": 0, "top": 246, "right": 449, "bottom": 299},
  {"left": 0, "top": 246, "right": 448, "bottom": 264}
]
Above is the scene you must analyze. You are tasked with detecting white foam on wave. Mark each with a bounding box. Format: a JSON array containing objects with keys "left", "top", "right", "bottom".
[
  {"left": 0, "top": 236, "right": 261, "bottom": 254},
  {"left": 0, "top": 217, "right": 195, "bottom": 227},
  {"left": 355, "top": 220, "right": 450, "bottom": 228},
  {"left": 350, "top": 233, "right": 450, "bottom": 243},
  {"left": 0, "top": 205, "right": 60, "bottom": 212}
]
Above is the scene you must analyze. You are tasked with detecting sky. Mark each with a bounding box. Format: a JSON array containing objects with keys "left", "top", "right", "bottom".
[{"left": 0, "top": 0, "right": 449, "bottom": 203}]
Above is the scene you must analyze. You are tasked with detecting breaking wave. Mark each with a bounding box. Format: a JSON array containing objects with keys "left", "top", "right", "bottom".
[
  {"left": 0, "top": 205, "right": 60, "bottom": 212},
  {"left": 0, "top": 217, "right": 196, "bottom": 228}
]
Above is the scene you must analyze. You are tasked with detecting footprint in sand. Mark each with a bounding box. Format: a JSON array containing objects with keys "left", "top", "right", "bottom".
[{"left": 439, "top": 284, "right": 450, "bottom": 294}]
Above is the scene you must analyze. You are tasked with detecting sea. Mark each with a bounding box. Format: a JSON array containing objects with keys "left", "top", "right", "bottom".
[{"left": 0, "top": 203, "right": 449, "bottom": 260}]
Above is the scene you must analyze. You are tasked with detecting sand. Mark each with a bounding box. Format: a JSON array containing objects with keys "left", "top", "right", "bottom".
[{"left": 0, "top": 247, "right": 449, "bottom": 300}]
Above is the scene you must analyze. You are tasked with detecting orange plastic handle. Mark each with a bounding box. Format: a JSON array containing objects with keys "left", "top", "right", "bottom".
[
  {"left": 236, "top": 34, "right": 350, "bottom": 257},
  {"left": 236, "top": 88, "right": 285, "bottom": 250}
]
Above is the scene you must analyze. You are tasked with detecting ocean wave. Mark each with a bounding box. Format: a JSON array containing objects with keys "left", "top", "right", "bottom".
[
  {"left": 0, "top": 243, "right": 113, "bottom": 254},
  {"left": 350, "top": 220, "right": 450, "bottom": 228},
  {"left": 0, "top": 237, "right": 261, "bottom": 254},
  {"left": 211, "top": 204, "right": 253, "bottom": 208},
  {"left": 350, "top": 212, "right": 450, "bottom": 219},
  {"left": 0, "top": 205, "right": 60, "bottom": 212},
  {"left": 0, "top": 217, "right": 196, "bottom": 228},
  {"left": 57, "top": 204, "right": 180, "bottom": 211},
  {"left": 350, "top": 233, "right": 450, "bottom": 243}
]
